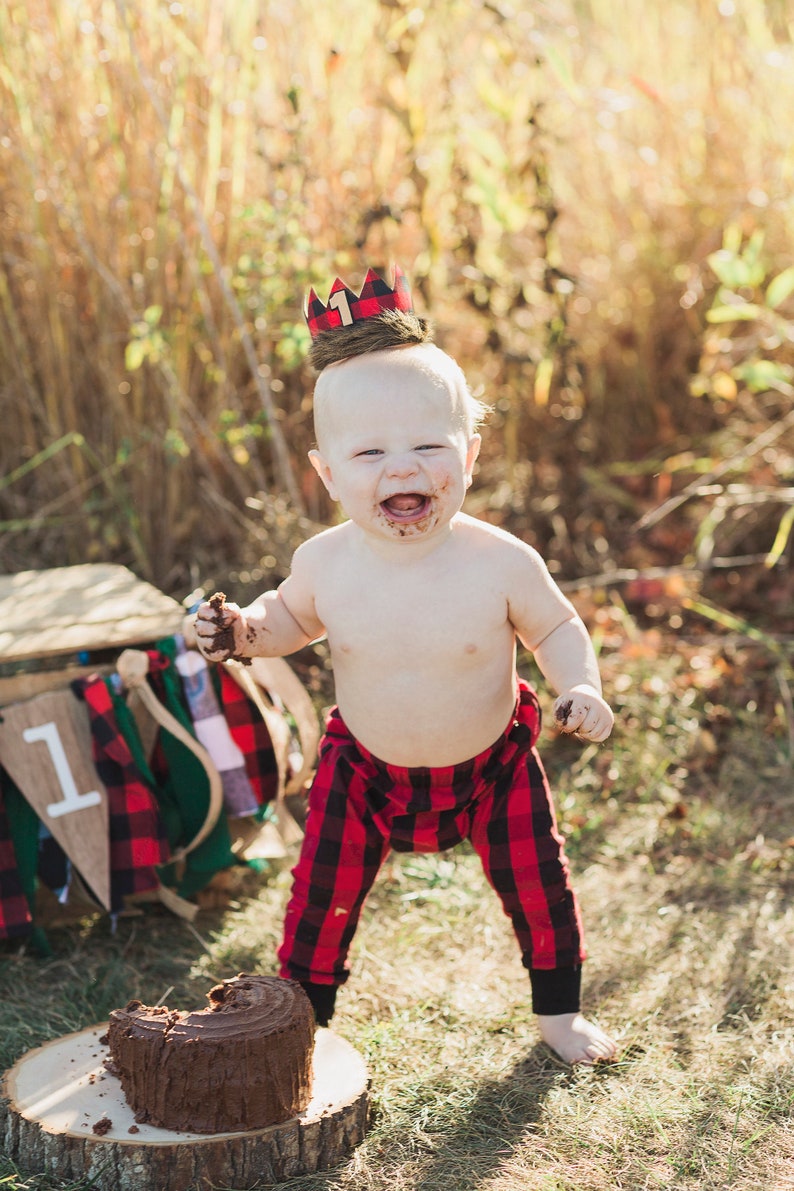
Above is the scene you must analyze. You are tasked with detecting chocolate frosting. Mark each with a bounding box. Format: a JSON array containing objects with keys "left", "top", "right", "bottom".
[{"left": 106, "top": 974, "right": 315, "bottom": 1133}]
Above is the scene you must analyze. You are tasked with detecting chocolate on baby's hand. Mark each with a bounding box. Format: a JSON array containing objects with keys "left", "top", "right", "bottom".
[
  {"left": 206, "top": 591, "right": 251, "bottom": 666},
  {"left": 555, "top": 698, "right": 573, "bottom": 727}
]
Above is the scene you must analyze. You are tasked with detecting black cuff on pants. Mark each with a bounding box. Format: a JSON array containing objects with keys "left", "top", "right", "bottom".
[
  {"left": 298, "top": 981, "right": 338, "bottom": 1027},
  {"left": 529, "top": 965, "right": 582, "bottom": 1015}
]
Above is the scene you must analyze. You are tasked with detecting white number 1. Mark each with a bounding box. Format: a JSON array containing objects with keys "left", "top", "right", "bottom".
[
  {"left": 327, "top": 289, "right": 354, "bottom": 325},
  {"left": 22, "top": 721, "right": 102, "bottom": 819}
]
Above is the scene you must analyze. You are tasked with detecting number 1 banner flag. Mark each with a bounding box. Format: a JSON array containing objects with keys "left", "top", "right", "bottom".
[{"left": 0, "top": 690, "right": 111, "bottom": 910}]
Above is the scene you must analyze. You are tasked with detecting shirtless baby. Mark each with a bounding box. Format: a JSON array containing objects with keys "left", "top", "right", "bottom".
[{"left": 195, "top": 268, "right": 617, "bottom": 1064}]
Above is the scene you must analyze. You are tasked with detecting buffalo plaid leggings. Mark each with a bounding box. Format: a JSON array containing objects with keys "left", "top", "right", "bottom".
[{"left": 277, "top": 681, "right": 586, "bottom": 1016}]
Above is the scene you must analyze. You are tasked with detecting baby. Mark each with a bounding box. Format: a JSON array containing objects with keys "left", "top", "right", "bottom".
[{"left": 196, "top": 268, "right": 617, "bottom": 1064}]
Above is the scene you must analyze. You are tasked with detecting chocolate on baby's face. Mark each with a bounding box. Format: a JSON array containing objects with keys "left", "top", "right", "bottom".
[{"left": 309, "top": 346, "right": 481, "bottom": 545}]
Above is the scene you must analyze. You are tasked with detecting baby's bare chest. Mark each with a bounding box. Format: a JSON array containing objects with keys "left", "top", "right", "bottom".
[{"left": 315, "top": 567, "right": 510, "bottom": 662}]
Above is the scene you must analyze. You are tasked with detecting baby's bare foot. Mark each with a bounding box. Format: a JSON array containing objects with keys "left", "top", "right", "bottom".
[{"left": 537, "top": 1012, "right": 617, "bottom": 1065}]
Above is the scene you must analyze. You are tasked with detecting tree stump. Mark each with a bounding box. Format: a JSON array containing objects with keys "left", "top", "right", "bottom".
[{"left": 1, "top": 1024, "right": 370, "bottom": 1190}]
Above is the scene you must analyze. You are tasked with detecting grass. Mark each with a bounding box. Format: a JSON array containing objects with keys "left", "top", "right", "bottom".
[{"left": 1, "top": 632, "right": 793, "bottom": 1190}]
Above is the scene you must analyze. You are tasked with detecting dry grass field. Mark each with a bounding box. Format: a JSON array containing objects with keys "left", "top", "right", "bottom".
[{"left": 2, "top": 0, "right": 793, "bottom": 609}]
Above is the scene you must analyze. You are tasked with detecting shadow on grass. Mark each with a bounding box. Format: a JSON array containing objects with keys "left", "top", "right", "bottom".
[
  {"left": 256, "top": 1045, "right": 585, "bottom": 1191},
  {"left": 404, "top": 1046, "right": 588, "bottom": 1191}
]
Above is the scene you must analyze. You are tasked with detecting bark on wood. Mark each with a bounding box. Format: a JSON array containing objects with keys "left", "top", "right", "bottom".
[{"left": 1, "top": 1025, "right": 370, "bottom": 1190}]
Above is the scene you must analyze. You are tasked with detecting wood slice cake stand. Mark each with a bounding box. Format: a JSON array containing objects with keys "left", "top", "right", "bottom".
[{"left": 0, "top": 1024, "right": 370, "bottom": 1190}]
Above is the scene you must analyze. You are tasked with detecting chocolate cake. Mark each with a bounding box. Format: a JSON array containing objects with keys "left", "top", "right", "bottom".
[{"left": 105, "top": 974, "right": 315, "bottom": 1134}]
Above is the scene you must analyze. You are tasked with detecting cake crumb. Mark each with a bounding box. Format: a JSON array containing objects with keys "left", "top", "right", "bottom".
[
  {"left": 555, "top": 698, "right": 573, "bottom": 726},
  {"left": 208, "top": 591, "right": 252, "bottom": 666},
  {"left": 92, "top": 1117, "right": 113, "bottom": 1135}
]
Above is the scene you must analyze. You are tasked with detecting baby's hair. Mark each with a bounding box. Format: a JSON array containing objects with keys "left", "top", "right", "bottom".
[{"left": 309, "top": 309, "right": 432, "bottom": 373}]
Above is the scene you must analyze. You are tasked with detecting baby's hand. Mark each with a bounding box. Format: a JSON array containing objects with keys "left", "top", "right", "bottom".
[
  {"left": 553, "top": 686, "right": 614, "bottom": 743},
  {"left": 194, "top": 592, "right": 246, "bottom": 663}
]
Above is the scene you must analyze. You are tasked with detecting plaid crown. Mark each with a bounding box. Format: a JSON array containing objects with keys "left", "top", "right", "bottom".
[{"left": 304, "top": 265, "right": 414, "bottom": 339}]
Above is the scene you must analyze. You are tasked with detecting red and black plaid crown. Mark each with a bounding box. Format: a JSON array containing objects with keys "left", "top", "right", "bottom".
[{"left": 304, "top": 265, "right": 413, "bottom": 339}]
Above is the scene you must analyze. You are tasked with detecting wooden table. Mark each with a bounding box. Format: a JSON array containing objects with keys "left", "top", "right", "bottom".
[{"left": 0, "top": 564, "right": 185, "bottom": 704}]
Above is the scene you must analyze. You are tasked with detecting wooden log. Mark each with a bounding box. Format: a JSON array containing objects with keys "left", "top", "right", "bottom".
[{"left": 1, "top": 1024, "right": 370, "bottom": 1190}]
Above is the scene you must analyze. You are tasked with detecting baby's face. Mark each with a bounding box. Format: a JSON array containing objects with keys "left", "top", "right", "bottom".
[{"left": 310, "top": 346, "right": 481, "bottom": 544}]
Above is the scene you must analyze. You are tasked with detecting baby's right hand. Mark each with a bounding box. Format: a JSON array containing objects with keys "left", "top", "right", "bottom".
[{"left": 194, "top": 594, "right": 244, "bottom": 663}]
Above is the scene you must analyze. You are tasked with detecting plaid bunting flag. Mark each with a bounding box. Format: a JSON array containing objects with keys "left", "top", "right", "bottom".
[
  {"left": 0, "top": 770, "right": 33, "bottom": 940},
  {"left": 217, "top": 666, "right": 279, "bottom": 806},
  {"left": 143, "top": 645, "right": 237, "bottom": 898},
  {"left": 74, "top": 675, "right": 170, "bottom": 909}
]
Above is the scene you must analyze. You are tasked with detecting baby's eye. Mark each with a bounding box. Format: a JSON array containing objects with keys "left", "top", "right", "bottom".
[
  {"left": 356, "top": 448, "right": 383, "bottom": 457},
  {"left": 416, "top": 444, "right": 443, "bottom": 452}
]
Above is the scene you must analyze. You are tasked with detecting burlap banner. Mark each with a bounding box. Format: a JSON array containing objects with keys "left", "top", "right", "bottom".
[{"left": 0, "top": 690, "right": 110, "bottom": 909}]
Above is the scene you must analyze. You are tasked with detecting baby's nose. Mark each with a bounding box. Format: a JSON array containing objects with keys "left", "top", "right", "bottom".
[{"left": 385, "top": 452, "right": 419, "bottom": 477}]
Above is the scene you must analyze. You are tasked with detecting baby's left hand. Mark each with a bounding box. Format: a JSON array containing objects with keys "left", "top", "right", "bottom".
[{"left": 553, "top": 686, "right": 614, "bottom": 743}]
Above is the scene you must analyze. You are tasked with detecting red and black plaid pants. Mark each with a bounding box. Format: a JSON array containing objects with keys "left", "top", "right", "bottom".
[{"left": 277, "top": 680, "right": 585, "bottom": 989}]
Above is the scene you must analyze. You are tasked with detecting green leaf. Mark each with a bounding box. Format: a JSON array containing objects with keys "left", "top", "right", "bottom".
[
  {"left": 733, "top": 359, "right": 793, "bottom": 392},
  {"left": 744, "top": 259, "right": 766, "bottom": 288},
  {"left": 0, "top": 432, "right": 86, "bottom": 492},
  {"left": 143, "top": 304, "right": 163, "bottom": 326},
  {"left": 743, "top": 227, "right": 765, "bottom": 266},
  {"left": 722, "top": 223, "right": 743, "bottom": 255},
  {"left": 164, "top": 428, "right": 190, "bottom": 459},
  {"left": 542, "top": 43, "right": 581, "bottom": 101},
  {"left": 682, "top": 597, "right": 783, "bottom": 654},
  {"left": 766, "top": 266, "right": 794, "bottom": 309},
  {"left": 465, "top": 126, "right": 509, "bottom": 172},
  {"left": 765, "top": 503, "right": 794, "bottom": 570},
  {"left": 475, "top": 72, "right": 514, "bottom": 121},
  {"left": 705, "top": 303, "right": 764, "bottom": 323},
  {"left": 707, "top": 250, "right": 751, "bottom": 288},
  {"left": 125, "top": 339, "right": 146, "bottom": 371}
]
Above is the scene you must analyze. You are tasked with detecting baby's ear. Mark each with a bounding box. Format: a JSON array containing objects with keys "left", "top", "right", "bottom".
[
  {"left": 466, "top": 433, "right": 481, "bottom": 476},
  {"left": 308, "top": 449, "right": 339, "bottom": 500}
]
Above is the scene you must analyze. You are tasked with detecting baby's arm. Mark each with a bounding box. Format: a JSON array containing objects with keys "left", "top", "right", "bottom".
[
  {"left": 194, "top": 541, "right": 325, "bottom": 663},
  {"left": 532, "top": 618, "right": 614, "bottom": 743},
  {"left": 506, "top": 540, "right": 614, "bottom": 744}
]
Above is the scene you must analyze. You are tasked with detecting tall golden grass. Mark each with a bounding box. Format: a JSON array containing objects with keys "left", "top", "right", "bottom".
[{"left": 1, "top": 0, "right": 792, "bottom": 593}]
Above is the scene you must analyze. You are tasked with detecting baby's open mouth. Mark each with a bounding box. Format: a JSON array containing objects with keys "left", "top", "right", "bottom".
[{"left": 380, "top": 493, "right": 431, "bottom": 521}]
